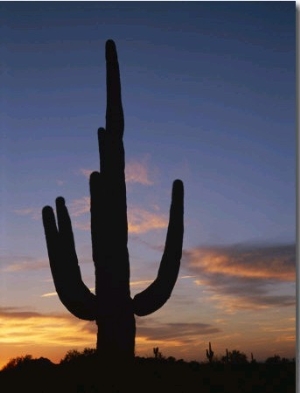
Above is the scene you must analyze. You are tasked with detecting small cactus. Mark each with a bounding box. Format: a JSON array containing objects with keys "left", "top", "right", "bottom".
[
  {"left": 221, "top": 348, "right": 229, "bottom": 364},
  {"left": 153, "top": 347, "right": 162, "bottom": 359},
  {"left": 206, "top": 342, "right": 214, "bottom": 363},
  {"left": 250, "top": 352, "right": 256, "bottom": 363}
]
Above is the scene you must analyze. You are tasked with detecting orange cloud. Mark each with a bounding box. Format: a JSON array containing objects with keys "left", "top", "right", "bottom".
[
  {"left": 125, "top": 158, "right": 154, "bottom": 185},
  {"left": 1, "top": 256, "right": 48, "bottom": 273},
  {"left": 0, "top": 307, "right": 95, "bottom": 345},
  {"left": 128, "top": 207, "right": 167, "bottom": 234},
  {"left": 0, "top": 307, "right": 96, "bottom": 369},
  {"left": 130, "top": 275, "right": 195, "bottom": 292},
  {"left": 79, "top": 156, "right": 155, "bottom": 186},
  {"left": 186, "top": 244, "right": 295, "bottom": 282},
  {"left": 184, "top": 243, "right": 296, "bottom": 311},
  {"left": 41, "top": 287, "right": 95, "bottom": 298}
]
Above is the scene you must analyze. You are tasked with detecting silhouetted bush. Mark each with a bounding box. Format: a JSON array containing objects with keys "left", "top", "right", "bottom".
[
  {"left": 265, "top": 354, "right": 292, "bottom": 364},
  {"left": 0, "top": 351, "right": 295, "bottom": 393}
]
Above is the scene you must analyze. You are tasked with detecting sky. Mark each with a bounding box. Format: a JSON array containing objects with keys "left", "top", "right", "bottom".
[{"left": 0, "top": 1, "right": 296, "bottom": 368}]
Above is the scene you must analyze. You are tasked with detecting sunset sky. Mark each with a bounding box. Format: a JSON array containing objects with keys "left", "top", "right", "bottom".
[{"left": 0, "top": 2, "right": 296, "bottom": 369}]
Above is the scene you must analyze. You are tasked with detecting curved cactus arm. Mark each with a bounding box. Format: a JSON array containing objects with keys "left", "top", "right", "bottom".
[
  {"left": 132, "top": 179, "right": 184, "bottom": 316},
  {"left": 42, "top": 197, "right": 97, "bottom": 320}
]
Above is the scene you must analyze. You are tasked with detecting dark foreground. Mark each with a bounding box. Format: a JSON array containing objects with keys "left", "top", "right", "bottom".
[{"left": 0, "top": 356, "right": 295, "bottom": 393}]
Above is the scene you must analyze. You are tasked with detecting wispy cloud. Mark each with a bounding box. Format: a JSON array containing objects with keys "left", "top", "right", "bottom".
[
  {"left": 130, "top": 275, "right": 195, "bottom": 291},
  {"left": 1, "top": 256, "right": 48, "bottom": 273},
  {"left": 136, "top": 320, "right": 221, "bottom": 343},
  {"left": 133, "top": 318, "right": 223, "bottom": 360},
  {"left": 0, "top": 307, "right": 96, "bottom": 344},
  {"left": 125, "top": 157, "right": 154, "bottom": 185},
  {"left": 41, "top": 287, "right": 95, "bottom": 298},
  {"left": 128, "top": 206, "right": 167, "bottom": 234},
  {"left": 73, "top": 221, "right": 90, "bottom": 231},
  {"left": 186, "top": 244, "right": 295, "bottom": 281},
  {"left": 184, "top": 243, "right": 296, "bottom": 312},
  {"left": 79, "top": 168, "right": 93, "bottom": 178},
  {"left": 13, "top": 207, "right": 41, "bottom": 220},
  {"left": 69, "top": 196, "right": 90, "bottom": 217},
  {"left": 0, "top": 307, "right": 43, "bottom": 319},
  {"left": 77, "top": 315, "right": 220, "bottom": 347},
  {"left": 79, "top": 156, "right": 155, "bottom": 186},
  {"left": 130, "top": 279, "right": 153, "bottom": 287},
  {"left": 41, "top": 291, "right": 57, "bottom": 298}
]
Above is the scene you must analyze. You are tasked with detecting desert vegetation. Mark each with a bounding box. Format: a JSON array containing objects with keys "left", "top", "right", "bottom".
[{"left": 0, "top": 347, "right": 295, "bottom": 393}]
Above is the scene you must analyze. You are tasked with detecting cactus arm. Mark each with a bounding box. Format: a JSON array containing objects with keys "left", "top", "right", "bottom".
[
  {"left": 42, "top": 197, "right": 96, "bottom": 320},
  {"left": 132, "top": 179, "right": 184, "bottom": 316}
]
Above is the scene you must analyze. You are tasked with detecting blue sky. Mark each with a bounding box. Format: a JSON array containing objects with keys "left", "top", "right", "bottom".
[{"left": 0, "top": 1, "right": 296, "bottom": 367}]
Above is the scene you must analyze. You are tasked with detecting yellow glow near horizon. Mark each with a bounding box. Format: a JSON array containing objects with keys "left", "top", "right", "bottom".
[{"left": 0, "top": 311, "right": 295, "bottom": 370}]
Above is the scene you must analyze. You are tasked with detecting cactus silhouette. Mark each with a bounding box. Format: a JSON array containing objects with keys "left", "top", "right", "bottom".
[
  {"left": 42, "top": 40, "right": 184, "bottom": 363},
  {"left": 153, "top": 347, "right": 162, "bottom": 359},
  {"left": 206, "top": 341, "right": 214, "bottom": 363},
  {"left": 225, "top": 348, "right": 229, "bottom": 363}
]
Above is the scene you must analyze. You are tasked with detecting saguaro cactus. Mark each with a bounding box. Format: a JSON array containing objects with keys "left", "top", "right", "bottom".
[
  {"left": 153, "top": 347, "right": 162, "bottom": 359},
  {"left": 206, "top": 342, "right": 214, "bottom": 363},
  {"left": 225, "top": 348, "right": 229, "bottom": 363},
  {"left": 42, "top": 40, "right": 184, "bottom": 363}
]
